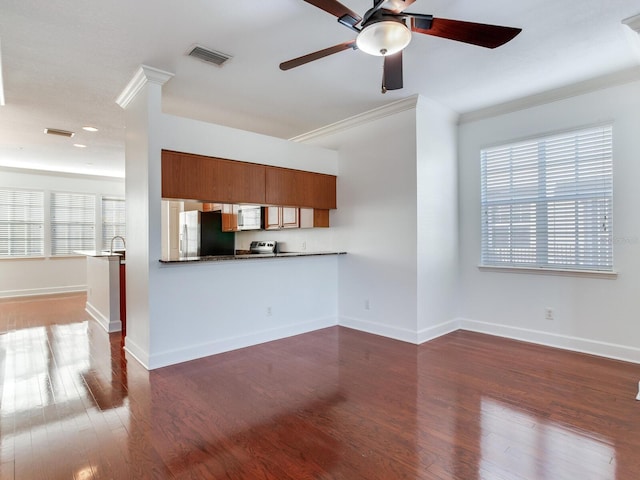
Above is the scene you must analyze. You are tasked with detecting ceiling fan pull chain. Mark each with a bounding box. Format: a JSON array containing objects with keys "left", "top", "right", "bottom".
[{"left": 381, "top": 58, "right": 387, "bottom": 94}]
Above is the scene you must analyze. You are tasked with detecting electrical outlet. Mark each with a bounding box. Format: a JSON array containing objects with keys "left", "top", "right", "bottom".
[
  {"left": 364, "top": 299, "right": 370, "bottom": 310},
  {"left": 544, "top": 308, "right": 554, "bottom": 321},
  {"left": 267, "top": 306, "right": 272, "bottom": 316}
]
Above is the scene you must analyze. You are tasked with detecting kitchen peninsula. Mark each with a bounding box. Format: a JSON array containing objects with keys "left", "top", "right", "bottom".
[
  {"left": 76, "top": 250, "right": 125, "bottom": 333},
  {"left": 160, "top": 250, "right": 346, "bottom": 264}
]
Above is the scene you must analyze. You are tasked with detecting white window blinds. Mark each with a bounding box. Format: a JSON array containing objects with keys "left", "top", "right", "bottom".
[
  {"left": 0, "top": 189, "right": 44, "bottom": 257},
  {"left": 51, "top": 192, "right": 96, "bottom": 255},
  {"left": 481, "top": 125, "right": 613, "bottom": 271},
  {"left": 101, "top": 197, "right": 126, "bottom": 251}
]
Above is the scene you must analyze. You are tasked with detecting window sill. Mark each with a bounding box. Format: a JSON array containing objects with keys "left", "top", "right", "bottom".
[
  {"left": 0, "top": 254, "right": 86, "bottom": 261},
  {"left": 478, "top": 265, "right": 618, "bottom": 279}
]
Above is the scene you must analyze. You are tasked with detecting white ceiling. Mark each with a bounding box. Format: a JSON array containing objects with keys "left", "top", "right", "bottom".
[{"left": 0, "top": 0, "right": 639, "bottom": 178}]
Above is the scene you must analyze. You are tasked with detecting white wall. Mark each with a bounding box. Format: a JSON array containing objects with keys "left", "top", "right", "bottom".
[
  {"left": 120, "top": 68, "right": 340, "bottom": 369},
  {"left": 324, "top": 108, "right": 420, "bottom": 342},
  {"left": 0, "top": 168, "right": 124, "bottom": 297},
  {"left": 458, "top": 80, "right": 640, "bottom": 362},
  {"left": 121, "top": 84, "right": 154, "bottom": 365},
  {"left": 415, "top": 97, "right": 459, "bottom": 341},
  {"left": 297, "top": 96, "right": 459, "bottom": 344}
]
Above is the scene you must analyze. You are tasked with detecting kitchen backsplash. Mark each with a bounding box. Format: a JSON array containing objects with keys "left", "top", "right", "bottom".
[{"left": 236, "top": 227, "right": 336, "bottom": 253}]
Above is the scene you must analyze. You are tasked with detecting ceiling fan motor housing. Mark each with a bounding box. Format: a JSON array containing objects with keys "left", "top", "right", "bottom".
[{"left": 356, "top": 14, "right": 412, "bottom": 56}]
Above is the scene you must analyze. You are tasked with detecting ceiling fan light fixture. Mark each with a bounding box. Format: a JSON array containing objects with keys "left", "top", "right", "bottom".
[{"left": 356, "top": 20, "right": 412, "bottom": 56}]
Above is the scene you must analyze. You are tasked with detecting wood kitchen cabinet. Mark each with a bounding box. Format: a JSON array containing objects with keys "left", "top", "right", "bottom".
[
  {"left": 265, "top": 167, "right": 336, "bottom": 210},
  {"left": 221, "top": 204, "right": 239, "bottom": 232},
  {"left": 162, "top": 150, "right": 266, "bottom": 204},
  {"left": 162, "top": 150, "right": 337, "bottom": 211},
  {"left": 265, "top": 207, "right": 299, "bottom": 230},
  {"left": 300, "top": 208, "right": 330, "bottom": 228}
]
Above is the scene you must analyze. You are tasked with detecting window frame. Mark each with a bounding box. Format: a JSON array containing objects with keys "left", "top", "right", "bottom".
[
  {"left": 101, "top": 197, "right": 126, "bottom": 251},
  {"left": 0, "top": 188, "right": 45, "bottom": 258},
  {"left": 49, "top": 191, "right": 97, "bottom": 257},
  {"left": 479, "top": 124, "right": 615, "bottom": 277}
]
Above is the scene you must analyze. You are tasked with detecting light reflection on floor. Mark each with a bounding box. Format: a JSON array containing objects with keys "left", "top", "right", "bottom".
[
  {"left": 1, "top": 322, "right": 93, "bottom": 414},
  {"left": 481, "top": 397, "right": 615, "bottom": 479}
]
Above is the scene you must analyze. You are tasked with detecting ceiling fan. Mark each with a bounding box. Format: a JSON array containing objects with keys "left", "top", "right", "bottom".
[{"left": 280, "top": 0, "right": 522, "bottom": 93}]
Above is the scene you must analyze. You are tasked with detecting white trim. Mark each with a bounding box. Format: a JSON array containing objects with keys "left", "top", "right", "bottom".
[
  {"left": 458, "top": 317, "right": 640, "bottom": 365},
  {"left": 116, "top": 65, "right": 174, "bottom": 109},
  {"left": 85, "top": 301, "right": 122, "bottom": 333},
  {"left": 146, "top": 316, "right": 338, "bottom": 370},
  {"left": 416, "top": 319, "right": 460, "bottom": 344},
  {"left": 478, "top": 265, "right": 618, "bottom": 279},
  {"left": 0, "top": 285, "right": 86, "bottom": 299},
  {"left": 623, "top": 14, "right": 640, "bottom": 34},
  {"left": 0, "top": 165, "right": 125, "bottom": 181},
  {"left": 290, "top": 95, "right": 419, "bottom": 143},
  {"left": 123, "top": 337, "right": 150, "bottom": 370},
  {"left": 459, "top": 66, "right": 640, "bottom": 124},
  {"left": 339, "top": 315, "right": 418, "bottom": 344}
]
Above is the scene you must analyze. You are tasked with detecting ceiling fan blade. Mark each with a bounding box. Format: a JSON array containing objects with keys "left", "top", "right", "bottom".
[
  {"left": 383, "top": 51, "right": 403, "bottom": 91},
  {"left": 280, "top": 40, "right": 357, "bottom": 71},
  {"left": 303, "top": 0, "right": 362, "bottom": 24},
  {"left": 411, "top": 17, "right": 522, "bottom": 49}
]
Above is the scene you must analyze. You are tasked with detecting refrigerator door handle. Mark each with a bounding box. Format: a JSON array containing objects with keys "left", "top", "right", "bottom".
[{"left": 181, "top": 224, "right": 188, "bottom": 256}]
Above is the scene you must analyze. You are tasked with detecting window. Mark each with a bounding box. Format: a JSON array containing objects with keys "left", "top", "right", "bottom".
[
  {"left": 0, "top": 189, "right": 44, "bottom": 257},
  {"left": 481, "top": 125, "right": 613, "bottom": 272},
  {"left": 50, "top": 192, "right": 95, "bottom": 255},
  {"left": 101, "top": 197, "right": 126, "bottom": 251}
]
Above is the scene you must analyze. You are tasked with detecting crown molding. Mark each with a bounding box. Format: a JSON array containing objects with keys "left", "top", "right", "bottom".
[
  {"left": 459, "top": 66, "right": 640, "bottom": 125},
  {"left": 116, "top": 65, "right": 174, "bottom": 109},
  {"left": 290, "top": 95, "right": 419, "bottom": 143},
  {"left": 0, "top": 165, "right": 125, "bottom": 181},
  {"left": 623, "top": 14, "right": 640, "bottom": 33}
]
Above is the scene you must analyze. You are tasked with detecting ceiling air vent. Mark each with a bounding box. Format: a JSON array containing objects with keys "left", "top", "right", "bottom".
[
  {"left": 44, "top": 128, "right": 75, "bottom": 138},
  {"left": 187, "top": 45, "right": 232, "bottom": 67}
]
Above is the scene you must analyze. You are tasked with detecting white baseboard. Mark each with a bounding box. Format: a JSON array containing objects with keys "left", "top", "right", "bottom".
[
  {"left": 85, "top": 302, "right": 122, "bottom": 333},
  {"left": 0, "top": 285, "right": 86, "bottom": 299},
  {"left": 146, "top": 316, "right": 338, "bottom": 370},
  {"left": 417, "top": 319, "right": 460, "bottom": 344},
  {"left": 339, "top": 315, "right": 420, "bottom": 344},
  {"left": 123, "top": 337, "right": 150, "bottom": 370},
  {"left": 458, "top": 317, "right": 640, "bottom": 364}
]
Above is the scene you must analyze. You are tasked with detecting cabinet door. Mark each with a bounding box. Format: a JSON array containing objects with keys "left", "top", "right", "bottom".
[
  {"left": 281, "top": 207, "right": 299, "bottom": 229},
  {"left": 300, "top": 208, "right": 330, "bottom": 228},
  {"left": 221, "top": 204, "right": 239, "bottom": 232},
  {"left": 162, "top": 151, "right": 218, "bottom": 201},
  {"left": 265, "top": 167, "right": 336, "bottom": 209},
  {"left": 216, "top": 158, "right": 266, "bottom": 204},
  {"left": 264, "top": 206, "right": 281, "bottom": 230},
  {"left": 162, "top": 151, "right": 266, "bottom": 204}
]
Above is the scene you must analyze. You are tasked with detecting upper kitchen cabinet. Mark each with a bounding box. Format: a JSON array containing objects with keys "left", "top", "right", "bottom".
[
  {"left": 265, "top": 167, "right": 336, "bottom": 210},
  {"left": 162, "top": 150, "right": 266, "bottom": 204},
  {"left": 264, "top": 206, "right": 299, "bottom": 230},
  {"left": 162, "top": 150, "right": 337, "bottom": 211}
]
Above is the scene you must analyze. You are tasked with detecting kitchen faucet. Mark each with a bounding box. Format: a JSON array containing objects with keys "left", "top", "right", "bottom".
[{"left": 110, "top": 235, "right": 126, "bottom": 254}]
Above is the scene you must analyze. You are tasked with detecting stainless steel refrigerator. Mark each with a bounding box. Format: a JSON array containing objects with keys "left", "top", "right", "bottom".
[{"left": 179, "top": 210, "right": 235, "bottom": 257}]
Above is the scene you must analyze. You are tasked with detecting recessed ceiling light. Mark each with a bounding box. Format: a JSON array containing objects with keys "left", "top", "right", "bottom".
[
  {"left": 73, "top": 143, "right": 87, "bottom": 148},
  {"left": 82, "top": 126, "right": 98, "bottom": 132}
]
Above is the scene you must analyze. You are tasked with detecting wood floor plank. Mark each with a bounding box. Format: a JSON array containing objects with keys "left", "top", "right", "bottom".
[{"left": 1, "top": 294, "right": 640, "bottom": 479}]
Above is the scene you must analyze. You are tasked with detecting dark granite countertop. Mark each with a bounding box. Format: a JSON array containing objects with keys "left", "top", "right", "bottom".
[{"left": 159, "top": 251, "right": 346, "bottom": 264}]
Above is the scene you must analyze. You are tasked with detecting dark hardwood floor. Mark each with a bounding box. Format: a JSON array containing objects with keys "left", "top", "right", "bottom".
[{"left": 1, "top": 293, "right": 640, "bottom": 479}]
